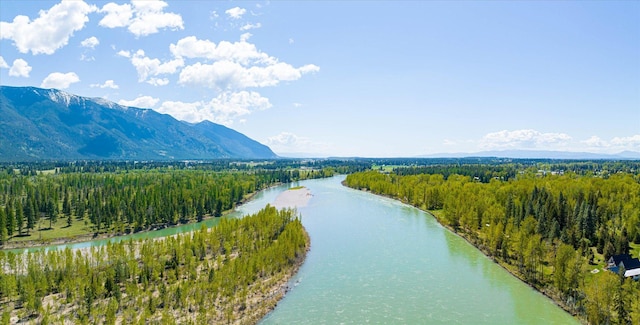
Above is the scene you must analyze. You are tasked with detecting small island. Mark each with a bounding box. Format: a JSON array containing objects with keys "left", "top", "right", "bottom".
[{"left": 0, "top": 206, "right": 309, "bottom": 324}]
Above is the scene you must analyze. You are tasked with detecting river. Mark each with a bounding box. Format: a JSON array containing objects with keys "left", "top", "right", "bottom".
[{"left": 7, "top": 175, "right": 579, "bottom": 324}]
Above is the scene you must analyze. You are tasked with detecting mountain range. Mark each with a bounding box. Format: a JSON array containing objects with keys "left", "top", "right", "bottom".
[{"left": 0, "top": 86, "right": 277, "bottom": 161}]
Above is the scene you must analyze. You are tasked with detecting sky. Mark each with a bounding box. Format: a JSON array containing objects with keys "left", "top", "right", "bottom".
[{"left": 1, "top": 1, "right": 639, "bottom": 157}]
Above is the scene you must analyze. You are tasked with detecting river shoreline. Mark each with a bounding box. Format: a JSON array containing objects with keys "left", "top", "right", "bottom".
[
  {"left": 343, "top": 181, "right": 585, "bottom": 324},
  {"left": 0, "top": 184, "right": 276, "bottom": 251}
]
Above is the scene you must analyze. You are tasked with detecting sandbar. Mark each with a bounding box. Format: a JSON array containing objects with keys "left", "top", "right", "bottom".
[{"left": 273, "top": 186, "right": 312, "bottom": 209}]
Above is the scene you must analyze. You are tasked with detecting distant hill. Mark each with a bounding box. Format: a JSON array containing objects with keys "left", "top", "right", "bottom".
[
  {"left": 419, "top": 149, "right": 640, "bottom": 160},
  {"left": 0, "top": 86, "right": 277, "bottom": 161}
]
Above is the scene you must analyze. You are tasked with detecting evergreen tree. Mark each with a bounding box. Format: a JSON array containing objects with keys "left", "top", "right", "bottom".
[
  {"left": 5, "top": 201, "right": 15, "bottom": 238},
  {"left": 15, "top": 200, "right": 24, "bottom": 236},
  {"left": 0, "top": 207, "right": 6, "bottom": 244}
]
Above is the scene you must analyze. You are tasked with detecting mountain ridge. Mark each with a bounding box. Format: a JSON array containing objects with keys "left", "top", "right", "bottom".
[{"left": 0, "top": 86, "right": 277, "bottom": 161}]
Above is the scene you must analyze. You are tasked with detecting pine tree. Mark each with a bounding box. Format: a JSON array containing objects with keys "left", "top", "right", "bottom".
[
  {"left": 5, "top": 202, "right": 15, "bottom": 238},
  {"left": 0, "top": 207, "right": 6, "bottom": 244},
  {"left": 15, "top": 200, "right": 24, "bottom": 236}
]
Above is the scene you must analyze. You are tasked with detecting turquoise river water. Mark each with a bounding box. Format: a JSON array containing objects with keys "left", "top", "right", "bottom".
[{"left": 8, "top": 175, "right": 579, "bottom": 324}]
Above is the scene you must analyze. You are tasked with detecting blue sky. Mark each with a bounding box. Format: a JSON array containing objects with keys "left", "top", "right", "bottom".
[{"left": 1, "top": 1, "right": 639, "bottom": 157}]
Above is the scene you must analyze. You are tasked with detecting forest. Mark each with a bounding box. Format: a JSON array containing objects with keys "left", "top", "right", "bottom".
[
  {"left": 345, "top": 162, "right": 640, "bottom": 325},
  {"left": 0, "top": 160, "right": 366, "bottom": 247},
  {"left": 0, "top": 205, "right": 308, "bottom": 324}
]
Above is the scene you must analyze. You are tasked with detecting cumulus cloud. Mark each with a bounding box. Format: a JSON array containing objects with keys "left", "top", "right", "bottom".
[
  {"left": 240, "top": 33, "right": 252, "bottom": 42},
  {"left": 90, "top": 80, "right": 119, "bottom": 89},
  {"left": 0, "top": 1, "right": 96, "bottom": 55},
  {"left": 265, "top": 132, "right": 330, "bottom": 154},
  {"left": 581, "top": 134, "right": 640, "bottom": 152},
  {"left": 41, "top": 72, "right": 80, "bottom": 89},
  {"left": 179, "top": 60, "right": 319, "bottom": 90},
  {"left": 9, "top": 59, "right": 32, "bottom": 77},
  {"left": 480, "top": 129, "right": 572, "bottom": 150},
  {"left": 99, "top": 0, "right": 183, "bottom": 37},
  {"left": 240, "top": 22, "right": 261, "bottom": 31},
  {"left": 130, "top": 49, "right": 183, "bottom": 82},
  {"left": 225, "top": 7, "right": 246, "bottom": 19},
  {"left": 118, "top": 95, "right": 159, "bottom": 108},
  {"left": 171, "top": 36, "right": 319, "bottom": 90},
  {"left": 170, "top": 36, "right": 275, "bottom": 65},
  {"left": 0, "top": 56, "right": 8, "bottom": 69},
  {"left": 80, "top": 36, "right": 99, "bottom": 49},
  {"left": 582, "top": 136, "right": 608, "bottom": 148},
  {"left": 116, "top": 50, "right": 131, "bottom": 58},
  {"left": 147, "top": 77, "right": 169, "bottom": 86},
  {"left": 611, "top": 135, "right": 640, "bottom": 150},
  {"left": 157, "top": 91, "right": 271, "bottom": 125}
]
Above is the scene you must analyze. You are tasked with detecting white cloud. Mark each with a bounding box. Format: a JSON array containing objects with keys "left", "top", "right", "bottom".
[
  {"left": 582, "top": 136, "right": 608, "bottom": 148},
  {"left": 265, "top": 132, "right": 330, "bottom": 154},
  {"left": 41, "top": 72, "right": 80, "bottom": 89},
  {"left": 289, "top": 38, "right": 294, "bottom": 44},
  {"left": 90, "top": 80, "right": 119, "bottom": 89},
  {"left": 80, "top": 36, "right": 99, "bottom": 49},
  {"left": 0, "top": 56, "right": 8, "bottom": 69},
  {"left": 179, "top": 60, "right": 319, "bottom": 90},
  {"left": 292, "top": 102, "right": 302, "bottom": 108},
  {"left": 117, "top": 50, "right": 131, "bottom": 58},
  {"left": 170, "top": 36, "right": 274, "bottom": 65},
  {"left": 0, "top": 1, "right": 96, "bottom": 55},
  {"left": 99, "top": 2, "right": 132, "bottom": 28},
  {"left": 479, "top": 129, "right": 572, "bottom": 150},
  {"left": 130, "top": 49, "right": 184, "bottom": 82},
  {"left": 170, "top": 36, "right": 319, "bottom": 90},
  {"left": 80, "top": 54, "right": 95, "bottom": 62},
  {"left": 240, "top": 22, "right": 261, "bottom": 31},
  {"left": 580, "top": 134, "right": 640, "bottom": 152},
  {"left": 157, "top": 91, "right": 271, "bottom": 125},
  {"left": 99, "top": 0, "right": 183, "bottom": 37},
  {"left": 9, "top": 59, "right": 32, "bottom": 77},
  {"left": 240, "top": 33, "right": 252, "bottom": 42},
  {"left": 147, "top": 77, "right": 169, "bottom": 86},
  {"left": 118, "top": 96, "right": 159, "bottom": 108},
  {"left": 225, "top": 7, "right": 246, "bottom": 19},
  {"left": 611, "top": 135, "right": 640, "bottom": 151}
]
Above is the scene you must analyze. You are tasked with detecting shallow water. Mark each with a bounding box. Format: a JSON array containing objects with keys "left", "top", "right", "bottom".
[
  {"left": 6, "top": 176, "right": 578, "bottom": 324},
  {"left": 259, "top": 176, "right": 578, "bottom": 324}
]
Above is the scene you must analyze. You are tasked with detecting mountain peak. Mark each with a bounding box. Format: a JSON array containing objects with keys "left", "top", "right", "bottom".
[{"left": 0, "top": 86, "right": 277, "bottom": 161}]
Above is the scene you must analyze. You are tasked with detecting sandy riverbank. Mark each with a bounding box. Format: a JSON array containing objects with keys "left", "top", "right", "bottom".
[{"left": 273, "top": 186, "right": 312, "bottom": 209}]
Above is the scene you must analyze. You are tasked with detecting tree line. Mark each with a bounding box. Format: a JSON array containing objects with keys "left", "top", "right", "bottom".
[
  {"left": 0, "top": 205, "right": 308, "bottom": 324},
  {"left": 345, "top": 165, "right": 640, "bottom": 325},
  {"left": 0, "top": 167, "right": 329, "bottom": 245}
]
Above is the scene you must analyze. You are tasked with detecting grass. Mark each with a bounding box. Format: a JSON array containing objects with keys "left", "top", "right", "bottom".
[
  {"left": 371, "top": 164, "right": 402, "bottom": 173},
  {"left": 288, "top": 186, "right": 305, "bottom": 190},
  {"left": 8, "top": 216, "right": 94, "bottom": 244}
]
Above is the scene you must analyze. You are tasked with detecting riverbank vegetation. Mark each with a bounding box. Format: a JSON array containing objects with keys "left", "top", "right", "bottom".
[
  {"left": 0, "top": 160, "right": 365, "bottom": 248},
  {"left": 0, "top": 205, "right": 308, "bottom": 324},
  {"left": 345, "top": 161, "right": 640, "bottom": 325}
]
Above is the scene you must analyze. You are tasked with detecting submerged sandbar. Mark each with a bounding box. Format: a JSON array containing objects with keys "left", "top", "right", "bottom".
[{"left": 273, "top": 186, "right": 312, "bottom": 209}]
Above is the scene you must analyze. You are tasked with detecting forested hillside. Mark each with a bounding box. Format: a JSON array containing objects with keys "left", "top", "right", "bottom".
[
  {"left": 346, "top": 164, "right": 640, "bottom": 324},
  {"left": 0, "top": 206, "right": 308, "bottom": 323}
]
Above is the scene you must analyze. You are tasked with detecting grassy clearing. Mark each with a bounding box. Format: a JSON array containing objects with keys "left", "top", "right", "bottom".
[
  {"left": 289, "top": 185, "right": 305, "bottom": 190},
  {"left": 7, "top": 216, "right": 94, "bottom": 244},
  {"left": 371, "top": 164, "right": 403, "bottom": 173}
]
